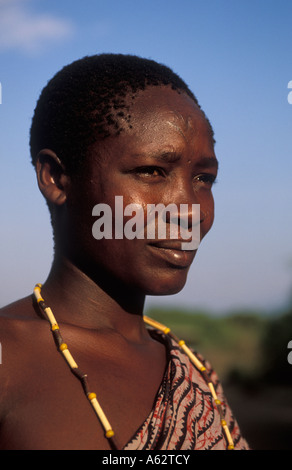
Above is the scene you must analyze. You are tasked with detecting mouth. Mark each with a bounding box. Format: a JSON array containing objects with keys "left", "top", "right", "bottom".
[{"left": 148, "top": 240, "right": 197, "bottom": 268}]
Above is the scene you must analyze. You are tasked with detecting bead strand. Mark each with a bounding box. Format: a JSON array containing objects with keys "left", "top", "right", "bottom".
[
  {"left": 33, "top": 286, "right": 234, "bottom": 450},
  {"left": 33, "top": 284, "right": 118, "bottom": 449},
  {"left": 143, "top": 315, "right": 235, "bottom": 450}
]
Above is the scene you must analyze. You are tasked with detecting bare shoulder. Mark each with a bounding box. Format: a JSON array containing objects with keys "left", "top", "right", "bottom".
[
  {"left": 0, "top": 295, "right": 37, "bottom": 319},
  {"left": 0, "top": 296, "right": 49, "bottom": 417},
  {"left": 0, "top": 295, "right": 44, "bottom": 348}
]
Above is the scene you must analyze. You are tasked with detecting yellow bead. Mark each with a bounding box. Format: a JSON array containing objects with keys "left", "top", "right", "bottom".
[
  {"left": 37, "top": 296, "right": 44, "bottom": 303},
  {"left": 200, "top": 366, "right": 206, "bottom": 372},
  {"left": 221, "top": 419, "right": 227, "bottom": 427},
  {"left": 228, "top": 444, "right": 234, "bottom": 450},
  {"left": 51, "top": 324, "right": 59, "bottom": 331},
  {"left": 88, "top": 392, "right": 97, "bottom": 401},
  {"left": 215, "top": 399, "right": 221, "bottom": 405},
  {"left": 59, "top": 343, "right": 68, "bottom": 351},
  {"left": 105, "top": 429, "right": 115, "bottom": 439},
  {"left": 178, "top": 340, "right": 185, "bottom": 346},
  {"left": 163, "top": 327, "right": 170, "bottom": 334}
]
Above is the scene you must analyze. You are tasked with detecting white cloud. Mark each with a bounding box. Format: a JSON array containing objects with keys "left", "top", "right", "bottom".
[{"left": 0, "top": 0, "right": 74, "bottom": 55}]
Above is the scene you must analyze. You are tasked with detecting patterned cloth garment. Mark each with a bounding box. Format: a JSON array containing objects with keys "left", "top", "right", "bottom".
[{"left": 124, "top": 329, "right": 249, "bottom": 450}]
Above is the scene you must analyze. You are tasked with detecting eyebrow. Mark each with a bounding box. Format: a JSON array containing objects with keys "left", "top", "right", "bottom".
[
  {"left": 152, "top": 152, "right": 182, "bottom": 163},
  {"left": 132, "top": 151, "right": 219, "bottom": 168},
  {"left": 195, "top": 155, "right": 219, "bottom": 170},
  {"left": 131, "top": 151, "right": 181, "bottom": 163}
]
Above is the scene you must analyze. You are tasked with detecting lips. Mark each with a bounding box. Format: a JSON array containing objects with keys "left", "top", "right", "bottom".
[
  {"left": 149, "top": 240, "right": 189, "bottom": 250},
  {"left": 148, "top": 240, "right": 197, "bottom": 268}
]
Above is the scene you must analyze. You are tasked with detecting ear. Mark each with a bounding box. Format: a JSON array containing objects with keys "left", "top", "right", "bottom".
[{"left": 36, "top": 149, "right": 69, "bottom": 205}]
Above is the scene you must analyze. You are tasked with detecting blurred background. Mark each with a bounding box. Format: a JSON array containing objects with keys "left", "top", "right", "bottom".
[{"left": 0, "top": 0, "right": 291, "bottom": 449}]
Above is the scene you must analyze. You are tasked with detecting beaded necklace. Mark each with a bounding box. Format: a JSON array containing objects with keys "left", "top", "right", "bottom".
[{"left": 33, "top": 283, "right": 234, "bottom": 450}]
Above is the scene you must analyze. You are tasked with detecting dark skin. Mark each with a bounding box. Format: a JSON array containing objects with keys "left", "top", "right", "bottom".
[{"left": 0, "top": 86, "right": 218, "bottom": 450}]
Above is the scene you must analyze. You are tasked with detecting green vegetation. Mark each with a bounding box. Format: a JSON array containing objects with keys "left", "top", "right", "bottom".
[
  {"left": 145, "top": 306, "right": 292, "bottom": 385},
  {"left": 145, "top": 305, "right": 292, "bottom": 449}
]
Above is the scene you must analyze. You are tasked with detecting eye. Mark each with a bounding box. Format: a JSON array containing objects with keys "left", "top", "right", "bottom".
[
  {"left": 134, "top": 166, "right": 165, "bottom": 179},
  {"left": 193, "top": 173, "right": 217, "bottom": 188}
]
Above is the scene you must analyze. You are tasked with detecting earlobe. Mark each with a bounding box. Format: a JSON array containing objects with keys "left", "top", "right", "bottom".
[{"left": 36, "top": 149, "right": 68, "bottom": 205}]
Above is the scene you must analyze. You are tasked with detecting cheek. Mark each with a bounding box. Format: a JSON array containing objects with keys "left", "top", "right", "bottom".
[
  {"left": 200, "top": 193, "right": 215, "bottom": 239},
  {"left": 113, "top": 197, "right": 148, "bottom": 240}
]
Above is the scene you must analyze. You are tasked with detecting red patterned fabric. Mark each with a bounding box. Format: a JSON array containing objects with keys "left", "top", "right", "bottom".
[{"left": 124, "top": 329, "right": 249, "bottom": 450}]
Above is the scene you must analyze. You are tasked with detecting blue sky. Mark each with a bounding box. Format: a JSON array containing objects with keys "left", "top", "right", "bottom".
[{"left": 0, "top": 0, "right": 292, "bottom": 314}]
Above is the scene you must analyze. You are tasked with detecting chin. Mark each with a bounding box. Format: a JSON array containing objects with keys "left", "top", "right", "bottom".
[{"left": 143, "top": 271, "right": 189, "bottom": 296}]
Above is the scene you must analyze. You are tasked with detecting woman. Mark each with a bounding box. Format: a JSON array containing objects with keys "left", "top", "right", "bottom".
[{"left": 0, "top": 54, "right": 248, "bottom": 450}]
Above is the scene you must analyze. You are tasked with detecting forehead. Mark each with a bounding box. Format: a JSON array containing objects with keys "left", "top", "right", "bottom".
[
  {"left": 127, "top": 86, "right": 212, "bottom": 137},
  {"left": 117, "top": 86, "right": 215, "bottom": 164},
  {"left": 85, "top": 85, "right": 215, "bottom": 172}
]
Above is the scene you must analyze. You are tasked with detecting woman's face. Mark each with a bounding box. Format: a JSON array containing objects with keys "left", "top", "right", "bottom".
[{"left": 65, "top": 86, "right": 218, "bottom": 296}]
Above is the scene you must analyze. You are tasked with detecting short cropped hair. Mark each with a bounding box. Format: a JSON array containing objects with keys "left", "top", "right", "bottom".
[{"left": 30, "top": 53, "right": 213, "bottom": 175}]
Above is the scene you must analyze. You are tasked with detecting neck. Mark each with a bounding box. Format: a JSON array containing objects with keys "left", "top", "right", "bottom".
[{"left": 40, "top": 255, "right": 147, "bottom": 340}]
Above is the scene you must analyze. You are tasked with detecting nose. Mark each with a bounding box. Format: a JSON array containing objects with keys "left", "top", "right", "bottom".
[
  {"left": 161, "top": 178, "right": 202, "bottom": 249},
  {"left": 163, "top": 176, "right": 202, "bottom": 230}
]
